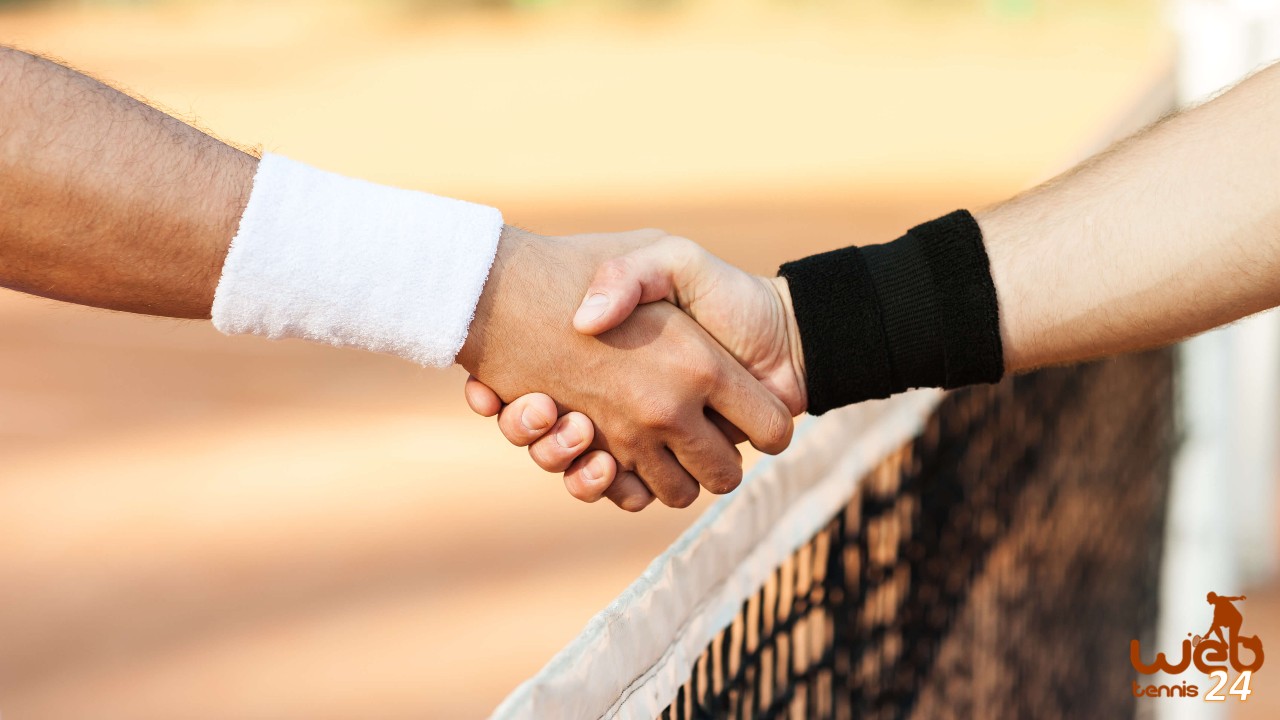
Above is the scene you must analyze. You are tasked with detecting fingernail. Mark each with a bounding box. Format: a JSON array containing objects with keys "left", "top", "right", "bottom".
[
  {"left": 574, "top": 293, "right": 609, "bottom": 325},
  {"left": 557, "top": 423, "right": 584, "bottom": 449},
  {"left": 580, "top": 463, "right": 598, "bottom": 484},
  {"left": 521, "top": 406, "right": 549, "bottom": 432}
]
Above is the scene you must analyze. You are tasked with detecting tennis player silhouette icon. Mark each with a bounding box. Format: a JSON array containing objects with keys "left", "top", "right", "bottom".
[{"left": 1198, "top": 592, "right": 1247, "bottom": 647}]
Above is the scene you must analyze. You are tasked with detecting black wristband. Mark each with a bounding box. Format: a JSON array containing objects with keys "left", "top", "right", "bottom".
[{"left": 778, "top": 209, "right": 1004, "bottom": 415}]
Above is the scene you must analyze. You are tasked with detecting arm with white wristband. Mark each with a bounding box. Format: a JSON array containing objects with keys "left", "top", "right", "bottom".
[{"left": 0, "top": 46, "right": 794, "bottom": 508}]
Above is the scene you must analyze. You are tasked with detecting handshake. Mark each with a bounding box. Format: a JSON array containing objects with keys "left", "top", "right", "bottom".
[
  {"left": 455, "top": 227, "right": 808, "bottom": 513},
  {"left": 5, "top": 46, "right": 1273, "bottom": 518},
  {"left": 209, "top": 157, "right": 1002, "bottom": 503}
]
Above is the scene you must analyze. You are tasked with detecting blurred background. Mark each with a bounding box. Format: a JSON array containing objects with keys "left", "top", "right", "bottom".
[{"left": 0, "top": 0, "right": 1275, "bottom": 718}]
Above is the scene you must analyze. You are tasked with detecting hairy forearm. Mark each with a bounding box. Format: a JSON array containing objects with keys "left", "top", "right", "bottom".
[
  {"left": 0, "top": 46, "right": 256, "bottom": 318},
  {"left": 978, "top": 62, "right": 1280, "bottom": 372}
]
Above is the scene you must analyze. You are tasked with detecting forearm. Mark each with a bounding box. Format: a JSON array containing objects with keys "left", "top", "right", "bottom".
[
  {"left": 979, "top": 62, "right": 1280, "bottom": 372},
  {"left": 0, "top": 46, "right": 255, "bottom": 319}
]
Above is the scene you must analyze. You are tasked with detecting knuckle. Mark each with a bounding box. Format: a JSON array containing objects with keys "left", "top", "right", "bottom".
[
  {"left": 597, "top": 257, "right": 633, "bottom": 284},
  {"left": 660, "top": 342, "right": 716, "bottom": 384},
  {"left": 658, "top": 234, "right": 693, "bottom": 252},
  {"left": 687, "top": 358, "right": 722, "bottom": 387},
  {"left": 657, "top": 234, "right": 701, "bottom": 263},
  {"left": 637, "top": 399, "right": 682, "bottom": 431}
]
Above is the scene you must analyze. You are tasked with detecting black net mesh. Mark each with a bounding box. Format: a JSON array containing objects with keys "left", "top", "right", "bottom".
[{"left": 660, "top": 349, "right": 1176, "bottom": 720}]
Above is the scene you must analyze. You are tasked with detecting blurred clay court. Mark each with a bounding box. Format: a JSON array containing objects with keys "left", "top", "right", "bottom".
[{"left": 0, "top": 0, "right": 1273, "bottom": 718}]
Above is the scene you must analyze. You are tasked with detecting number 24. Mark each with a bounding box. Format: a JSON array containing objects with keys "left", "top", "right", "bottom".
[{"left": 1205, "top": 670, "right": 1252, "bottom": 701}]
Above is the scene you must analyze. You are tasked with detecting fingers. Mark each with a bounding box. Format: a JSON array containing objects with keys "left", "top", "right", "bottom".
[
  {"left": 562, "top": 450, "right": 618, "bottom": 503},
  {"left": 667, "top": 416, "right": 743, "bottom": 495},
  {"left": 580, "top": 416, "right": 742, "bottom": 512},
  {"left": 603, "top": 470, "right": 657, "bottom": 512},
  {"left": 492, "top": 400, "right": 628, "bottom": 508},
  {"left": 528, "top": 412, "right": 595, "bottom": 472},
  {"left": 495, "top": 393, "right": 559, "bottom": 447},
  {"left": 572, "top": 237, "right": 698, "bottom": 336},
  {"left": 707, "top": 409, "right": 749, "bottom": 446},
  {"left": 708, "top": 361, "right": 795, "bottom": 455},
  {"left": 464, "top": 374, "right": 504, "bottom": 417},
  {"left": 637, "top": 448, "right": 702, "bottom": 509},
  {"left": 479, "top": 386, "right": 596, "bottom": 470},
  {"left": 483, "top": 393, "right": 666, "bottom": 513}
]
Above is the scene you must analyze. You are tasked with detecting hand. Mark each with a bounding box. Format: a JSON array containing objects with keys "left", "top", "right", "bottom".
[
  {"left": 465, "top": 232, "right": 807, "bottom": 510},
  {"left": 458, "top": 227, "right": 794, "bottom": 510}
]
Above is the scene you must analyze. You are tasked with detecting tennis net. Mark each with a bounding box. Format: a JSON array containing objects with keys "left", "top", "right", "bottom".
[{"left": 492, "top": 348, "right": 1176, "bottom": 720}]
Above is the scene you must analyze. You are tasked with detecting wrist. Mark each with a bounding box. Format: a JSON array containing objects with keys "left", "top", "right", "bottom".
[
  {"left": 769, "top": 275, "right": 808, "bottom": 414},
  {"left": 457, "top": 224, "right": 534, "bottom": 371},
  {"left": 971, "top": 206, "right": 1029, "bottom": 374}
]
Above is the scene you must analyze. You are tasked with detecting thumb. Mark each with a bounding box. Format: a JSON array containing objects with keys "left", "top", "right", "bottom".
[{"left": 572, "top": 238, "right": 698, "bottom": 335}]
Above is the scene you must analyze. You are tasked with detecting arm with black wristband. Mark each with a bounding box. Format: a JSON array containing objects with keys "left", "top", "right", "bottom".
[{"left": 777, "top": 209, "right": 1003, "bottom": 415}]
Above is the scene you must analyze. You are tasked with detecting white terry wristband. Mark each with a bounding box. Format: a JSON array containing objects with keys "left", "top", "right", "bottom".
[{"left": 211, "top": 154, "right": 503, "bottom": 368}]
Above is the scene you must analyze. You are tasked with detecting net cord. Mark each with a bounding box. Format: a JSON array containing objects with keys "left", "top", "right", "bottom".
[{"left": 488, "top": 389, "right": 944, "bottom": 720}]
